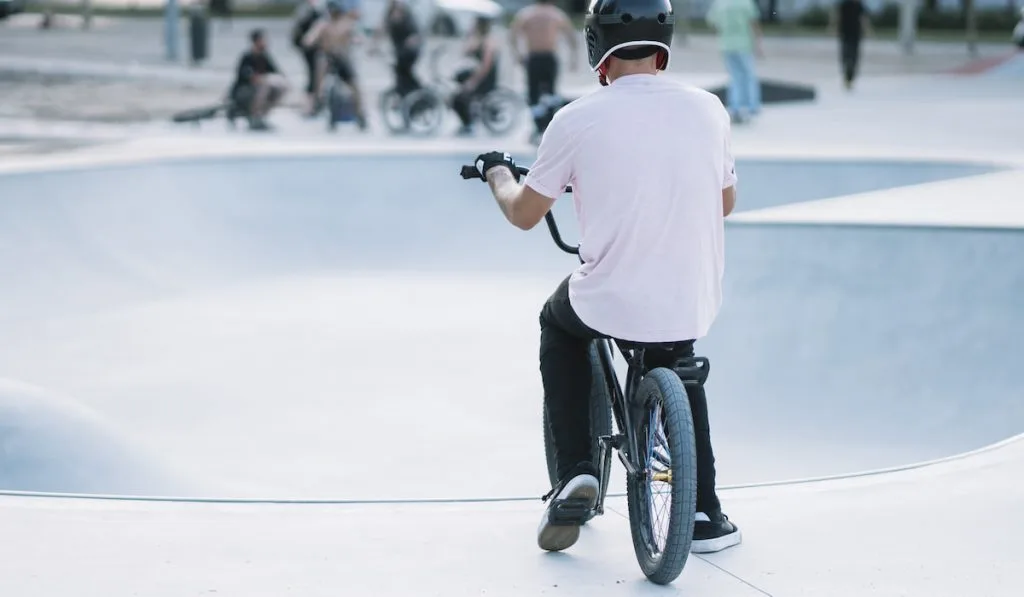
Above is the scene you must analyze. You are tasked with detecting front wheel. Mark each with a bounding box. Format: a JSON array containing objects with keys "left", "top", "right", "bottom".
[{"left": 626, "top": 367, "right": 698, "bottom": 585}]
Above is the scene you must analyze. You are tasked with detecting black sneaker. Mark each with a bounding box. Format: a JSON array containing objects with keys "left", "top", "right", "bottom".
[
  {"left": 536, "top": 463, "right": 600, "bottom": 552},
  {"left": 691, "top": 510, "right": 742, "bottom": 553}
]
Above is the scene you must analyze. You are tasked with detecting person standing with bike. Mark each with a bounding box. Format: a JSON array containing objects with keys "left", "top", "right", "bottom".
[
  {"left": 370, "top": 0, "right": 423, "bottom": 97},
  {"left": 292, "top": 0, "right": 324, "bottom": 117},
  {"left": 303, "top": 0, "right": 368, "bottom": 129},
  {"left": 508, "top": 0, "right": 579, "bottom": 142},
  {"left": 468, "top": 0, "right": 741, "bottom": 557}
]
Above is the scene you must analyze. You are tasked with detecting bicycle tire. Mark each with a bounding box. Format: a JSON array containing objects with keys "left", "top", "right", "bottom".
[
  {"left": 378, "top": 88, "right": 408, "bottom": 133},
  {"left": 401, "top": 88, "right": 444, "bottom": 136},
  {"left": 542, "top": 342, "right": 613, "bottom": 489},
  {"left": 479, "top": 88, "right": 523, "bottom": 136},
  {"left": 625, "top": 367, "right": 697, "bottom": 585}
]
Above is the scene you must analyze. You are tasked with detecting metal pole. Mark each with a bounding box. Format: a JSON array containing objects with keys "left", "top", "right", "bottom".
[
  {"left": 965, "top": 0, "right": 978, "bottom": 56},
  {"left": 165, "top": 0, "right": 180, "bottom": 62},
  {"left": 675, "top": 0, "right": 689, "bottom": 46},
  {"left": 898, "top": 0, "right": 917, "bottom": 55},
  {"left": 82, "top": 0, "right": 92, "bottom": 29}
]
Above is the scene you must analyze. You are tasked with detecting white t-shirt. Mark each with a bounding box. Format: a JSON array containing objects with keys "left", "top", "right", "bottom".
[{"left": 525, "top": 73, "right": 736, "bottom": 343}]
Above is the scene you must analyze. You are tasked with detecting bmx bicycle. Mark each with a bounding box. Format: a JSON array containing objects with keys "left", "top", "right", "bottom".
[
  {"left": 459, "top": 163, "right": 708, "bottom": 585},
  {"left": 378, "top": 43, "right": 524, "bottom": 136}
]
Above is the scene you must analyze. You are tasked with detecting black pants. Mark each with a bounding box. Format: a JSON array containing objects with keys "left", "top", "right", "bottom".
[
  {"left": 452, "top": 68, "right": 496, "bottom": 127},
  {"left": 526, "top": 52, "right": 558, "bottom": 133},
  {"left": 840, "top": 35, "right": 861, "bottom": 84},
  {"left": 394, "top": 46, "right": 421, "bottom": 96},
  {"left": 540, "top": 275, "right": 722, "bottom": 515},
  {"left": 329, "top": 53, "right": 357, "bottom": 86},
  {"left": 302, "top": 48, "right": 318, "bottom": 94}
]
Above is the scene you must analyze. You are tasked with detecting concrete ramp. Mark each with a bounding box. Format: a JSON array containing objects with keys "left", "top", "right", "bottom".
[
  {"left": 0, "top": 152, "right": 1018, "bottom": 500},
  {"left": 0, "top": 144, "right": 1023, "bottom": 595},
  {"left": 0, "top": 377, "right": 193, "bottom": 495}
]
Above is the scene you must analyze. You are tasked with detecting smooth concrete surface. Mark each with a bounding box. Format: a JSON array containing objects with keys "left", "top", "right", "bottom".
[
  {"left": 729, "top": 169, "right": 1024, "bottom": 229},
  {"left": 2, "top": 154, "right": 1021, "bottom": 500},
  {"left": 1, "top": 434, "right": 1021, "bottom": 596}
]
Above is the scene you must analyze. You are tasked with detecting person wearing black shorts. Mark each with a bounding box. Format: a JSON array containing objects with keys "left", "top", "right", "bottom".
[
  {"left": 510, "top": 0, "right": 578, "bottom": 141},
  {"left": 303, "top": 0, "right": 367, "bottom": 128}
]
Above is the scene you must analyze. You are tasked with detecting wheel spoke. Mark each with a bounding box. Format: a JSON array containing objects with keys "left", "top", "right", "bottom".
[{"left": 643, "top": 400, "right": 673, "bottom": 555}]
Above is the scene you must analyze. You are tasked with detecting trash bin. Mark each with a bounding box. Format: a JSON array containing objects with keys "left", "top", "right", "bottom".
[{"left": 188, "top": 5, "right": 209, "bottom": 65}]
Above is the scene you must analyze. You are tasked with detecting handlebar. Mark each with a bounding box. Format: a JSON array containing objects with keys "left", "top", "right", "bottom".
[{"left": 460, "top": 164, "right": 579, "bottom": 256}]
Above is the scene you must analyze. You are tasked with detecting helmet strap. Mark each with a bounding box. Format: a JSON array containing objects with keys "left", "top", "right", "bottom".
[
  {"left": 656, "top": 49, "right": 668, "bottom": 71},
  {"left": 597, "top": 62, "right": 609, "bottom": 87}
]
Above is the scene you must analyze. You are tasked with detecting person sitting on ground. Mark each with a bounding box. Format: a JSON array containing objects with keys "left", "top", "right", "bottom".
[
  {"left": 232, "top": 28, "right": 289, "bottom": 131},
  {"left": 451, "top": 16, "right": 499, "bottom": 136},
  {"left": 303, "top": 0, "right": 368, "bottom": 129}
]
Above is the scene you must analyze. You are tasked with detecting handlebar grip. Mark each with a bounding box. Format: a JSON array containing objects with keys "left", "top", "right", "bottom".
[{"left": 460, "top": 164, "right": 531, "bottom": 181}]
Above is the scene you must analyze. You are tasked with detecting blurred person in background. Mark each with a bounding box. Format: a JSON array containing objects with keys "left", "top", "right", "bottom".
[
  {"left": 293, "top": 0, "right": 324, "bottom": 116},
  {"left": 509, "top": 0, "right": 579, "bottom": 142},
  {"left": 232, "top": 28, "right": 289, "bottom": 131},
  {"left": 451, "top": 16, "right": 499, "bottom": 136},
  {"left": 1015, "top": 8, "right": 1024, "bottom": 49},
  {"left": 210, "top": 0, "right": 233, "bottom": 30},
  {"left": 829, "top": 0, "right": 872, "bottom": 90},
  {"left": 706, "top": 0, "right": 762, "bottom": 123},
  {"left": 304, "top": 0, "right": 368, "bottom": 129},
  {"left": 371, "top": 0, "right": 423, "bottom": 97}
]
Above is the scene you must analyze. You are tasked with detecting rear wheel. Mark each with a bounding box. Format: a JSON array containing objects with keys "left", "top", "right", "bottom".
[
  {"left": 626, "top": 367, "right": 697, "bottom": 585},
  {"left": 543, "top": 342, "right": 613, "bottom": 494},
  {"left": 378, "top": 88, "right": 408, "bottom": 133}
]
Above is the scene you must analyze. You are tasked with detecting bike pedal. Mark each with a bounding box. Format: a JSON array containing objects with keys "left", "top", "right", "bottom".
[
  {"left": 598, "top": 434, "right": 626, "bottom": 449},
  {"left": 549, "top": 498, "right": 594, "bottom": 526}
]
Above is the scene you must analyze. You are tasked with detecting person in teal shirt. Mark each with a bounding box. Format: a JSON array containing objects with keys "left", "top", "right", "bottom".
[{"left": 706, "top": 0, "right": 763, "bottom": 122}]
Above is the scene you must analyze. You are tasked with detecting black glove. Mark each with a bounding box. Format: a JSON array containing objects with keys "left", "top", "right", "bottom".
[{"left": 474, "top": 151, "right": 521, "bottom": 182}]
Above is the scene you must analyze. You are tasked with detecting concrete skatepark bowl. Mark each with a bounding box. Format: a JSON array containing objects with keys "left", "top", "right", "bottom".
[{"left": 1, "top": 151, "right": 1022, "bottom": 595}]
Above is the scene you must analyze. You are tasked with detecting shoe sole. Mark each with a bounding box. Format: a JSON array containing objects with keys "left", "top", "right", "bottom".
[
  {"left": 537, "top": 482, "right": 599, "bottom": 552},
  {"left": 691, "top": 528, "right": 743, "bottom": 554}
]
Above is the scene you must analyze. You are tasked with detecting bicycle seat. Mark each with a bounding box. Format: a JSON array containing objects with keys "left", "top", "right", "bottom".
[
  {"left": 614, "top": 340, "right": 692, "bottom": 352},
  {"left": 614, "top": 340, "right": 710, "bottom": 385}
]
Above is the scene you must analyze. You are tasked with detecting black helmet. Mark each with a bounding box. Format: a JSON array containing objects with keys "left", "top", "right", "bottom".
[{"left": 584, "top": 0, "right": 675, "bottom": 73}]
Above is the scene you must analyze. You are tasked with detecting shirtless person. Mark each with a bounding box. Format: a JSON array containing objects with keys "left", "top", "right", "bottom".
[
  {"left": 303, "top": 0, "right": 367, "bottom": 129},
  {"left": 509, "top": 0, "right": 578, "bottom": 139}
]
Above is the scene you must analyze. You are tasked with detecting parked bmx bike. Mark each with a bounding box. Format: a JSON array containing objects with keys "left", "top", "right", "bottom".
[
  {"left": 378, "top": 43, "right": 524, "bottom": 136},
  {"left": 459, "top": 163, "right": 706, "bottom": 585}
]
